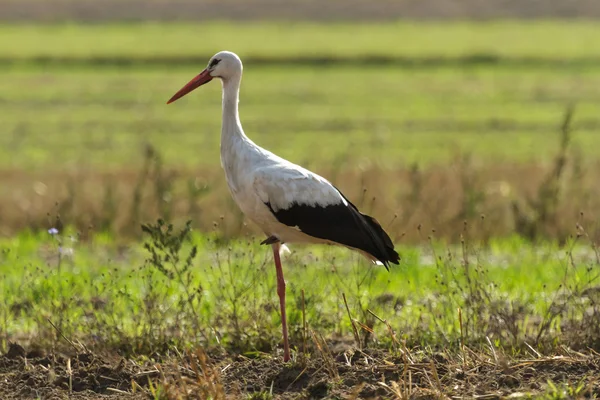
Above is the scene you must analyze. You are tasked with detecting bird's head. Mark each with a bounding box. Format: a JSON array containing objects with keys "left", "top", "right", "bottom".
[{"left": 167, "top": 51, "right": 243, "bottom": 104}]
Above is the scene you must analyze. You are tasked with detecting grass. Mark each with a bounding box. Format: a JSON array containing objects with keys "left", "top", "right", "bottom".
[
  {"left": 2, "top": 66, "right": 600, "bottom": 171},
  {"left": 1, "top": 72, "right": 598, "bottom": 242},
  {"left": 1, "top": 22, "right": 600, "bottom": 173},
  {"left": 1, "top": 220, "right": 599, "bottom": 397},
  {"left": 1, "top": 21, "right": 600, "bottom": 61},
  {"left": 0, "top": 229, "right": 582, "bottom": 348},
  {"left": 0, "top": 22, "right": 599, "bottom": 240}
]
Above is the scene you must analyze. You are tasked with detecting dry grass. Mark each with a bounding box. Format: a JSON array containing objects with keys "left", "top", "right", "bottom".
[{"left": 4, "top": 118, "right": 599, "bottom": 244}]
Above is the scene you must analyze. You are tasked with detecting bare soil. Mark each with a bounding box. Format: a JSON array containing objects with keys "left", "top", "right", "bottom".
[
  {"left": 0, "top": 0, "right": 599, "bottom": 22},
  {"left": 0, "top": 343, "right": 144, "bottom": 399},
  {"left": 2, "top": 342, "right": 599, "bottom": 399}
]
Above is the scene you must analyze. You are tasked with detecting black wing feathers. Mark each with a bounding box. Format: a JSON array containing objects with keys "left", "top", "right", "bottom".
[{"left": 265, "top": 192, "right": 400, "bottom": 268}]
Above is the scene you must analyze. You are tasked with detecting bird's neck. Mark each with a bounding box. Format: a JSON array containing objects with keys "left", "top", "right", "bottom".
[
  {"left": 220, "top": 74, "right": 257, "bottom": 175},
  {"left": 220, "top": 75, "right": 245, "bottom": 145}
]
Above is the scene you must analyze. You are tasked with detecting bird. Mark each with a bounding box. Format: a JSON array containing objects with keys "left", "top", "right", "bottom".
[{"left": 167, "top": 51, "right": 400, "bottom": 362}]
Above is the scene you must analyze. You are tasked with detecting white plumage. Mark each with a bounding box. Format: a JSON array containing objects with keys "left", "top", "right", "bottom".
[
  {"left": 224, "top": 142, "right": 348, "bottom": 245},
  {"left": 167, "top": 51, "right": 399, "bottom": 362}
]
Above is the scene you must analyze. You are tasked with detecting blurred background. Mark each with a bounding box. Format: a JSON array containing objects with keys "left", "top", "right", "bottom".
[{"left": 1, "top": 0, "right": 599, "bottom": 243}]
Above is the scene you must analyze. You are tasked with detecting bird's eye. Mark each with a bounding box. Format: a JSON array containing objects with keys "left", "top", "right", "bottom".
[{"left": 209, "top": 59, "right": 221, "bottom": 68}]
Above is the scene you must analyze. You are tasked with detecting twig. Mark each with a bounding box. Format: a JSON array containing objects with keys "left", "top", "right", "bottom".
[
  {"left": 47, "top": 318, "right": 80, "bottom": 353},
  {"left": 429, "top": 360, "right": 443, "bottom": 394},
  {"left": 367, "top": 309, "right": 415, "bottom": 364},
  {"left": 524, "top": 342, "right": 541, "bottom": 358},
  {"left": 131, "top": 380, "right": 145, "bottom": 394},
  {"left": 367, "top": 309, "right": 396, "bottom": 344},
  {"left": 285, "top": 365, "right": 309, "bottom": 392},
  {"left": 353, "top": 319, "right": 374, "bottom": 333},
  {"left": 342, "top": 293, "right": 361, "bottom": 349},
  {"left": 99, "top": 375, "right": 120, "bottom": 382},
  {"left": 485, "top": 336, "right": 498, "bottom": 365},
  {"left": 301, "top": 289, "right": 307, "bottom": 357},
  {"left": 66, "top": 358, "right": 72, "bottom": 393},
  {"left": 458, "top": 307, "right": 466, "bottom": 369},
  {"left": 74, "top": 339, "right": 90, "bottom": 354},
  {"left": 220, "top": 364, "right": 232, "bottom": 374},
  {"left": 106, "top": 387, "right": 130, "bottom": 394},
  {"left": 310, "top": 330, "right": 338, "bottom": 379},
  {"left": 134, "top": 369, "right": 160, "bottom": 378}
]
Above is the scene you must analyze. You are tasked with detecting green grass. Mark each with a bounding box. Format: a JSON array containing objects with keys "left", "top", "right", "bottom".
[
  {"left": 2, "top": 21, "right": 600, "bottom": 171},
  {"left": 1, "top": 21, "right": 600, "bottom": 171},
  {"left": 1, "top": 21, "right": 600, "bottom": 61},
  {"left": 2, "top": 66, "right": 600, "bottom": 170},
  {"left": 0, "top": 224, "right": 596, "bottom": 354}
]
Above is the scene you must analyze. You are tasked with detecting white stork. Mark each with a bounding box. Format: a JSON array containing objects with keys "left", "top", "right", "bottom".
[{"left": 167, "top": 51, "right": 400, "bottom": 362}]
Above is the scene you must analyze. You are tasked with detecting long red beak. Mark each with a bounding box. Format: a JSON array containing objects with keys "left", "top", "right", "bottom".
[{"left": 167, "top": 69, "right": 213, "bottom": 104}]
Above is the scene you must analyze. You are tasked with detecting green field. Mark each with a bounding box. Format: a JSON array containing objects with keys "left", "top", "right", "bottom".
[
  {"left": 1, "top": 21, "right": 599, "bottom": 241},
  {"left": 2, "top": 22, "right": 600, "bottom": 171},
  {"left": 2, "top": 21, "right": 600, "bottom": 60},
  {"left": 3, "top": 229, "right": 591, "bottom": 348},
  {"left": 3, "top": 67, "right": 600, "bottom": 171},
  {"left": 1, "top": 21, "right": 600, "bottom": 399}
]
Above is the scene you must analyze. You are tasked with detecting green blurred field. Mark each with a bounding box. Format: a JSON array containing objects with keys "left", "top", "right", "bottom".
[
  {"left": 3, "top": 67, "right": 599, "bottom": 171},
  {"left": 2, "top": 21, "right": 600, "bottom": 60},
  {"left": 1, "top": 21, "right": 600, "bottom": 171}
]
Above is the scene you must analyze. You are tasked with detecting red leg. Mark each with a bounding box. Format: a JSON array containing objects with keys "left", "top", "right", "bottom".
[{"left": 272, "top": 243, "right": 290, "bottom": 362}]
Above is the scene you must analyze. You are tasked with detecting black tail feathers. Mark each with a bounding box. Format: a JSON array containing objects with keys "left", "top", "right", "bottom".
[{"left": 359, "top": 213, "right": 400, "bottom": 269}]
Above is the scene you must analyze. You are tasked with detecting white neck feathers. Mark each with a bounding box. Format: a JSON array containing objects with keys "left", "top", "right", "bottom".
[{"left": 220, "top": 74, "right": 244, "bottom": 141}]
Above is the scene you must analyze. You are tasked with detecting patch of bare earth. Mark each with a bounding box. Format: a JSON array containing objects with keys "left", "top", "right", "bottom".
[
  {"left": 2, "top": 343, "right": 600, "bottom": 399},
  {"left": 0, "top": 343, "right": 145, "bottom": 399},
  {"left": 0, "top": 0, "right": 599, "bottom": 22}
]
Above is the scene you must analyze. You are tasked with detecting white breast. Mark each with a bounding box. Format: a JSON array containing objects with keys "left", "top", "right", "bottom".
[{"left": 220, "top": 133, "right": 346, "bottom": 242}]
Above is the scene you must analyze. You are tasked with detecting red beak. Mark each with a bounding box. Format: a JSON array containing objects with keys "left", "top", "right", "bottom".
[{"left": 167, "top": 69, "right": 213, "bottom": 104}]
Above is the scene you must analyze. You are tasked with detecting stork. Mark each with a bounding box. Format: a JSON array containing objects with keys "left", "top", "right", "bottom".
[{"left": 167, "top": 51, "right": 400, "bottom": 362}]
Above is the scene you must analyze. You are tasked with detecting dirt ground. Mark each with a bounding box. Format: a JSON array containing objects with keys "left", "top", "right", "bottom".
[
  {"left": 2, "top": 342, "right": 599, "bottom": 399},
  {"left": 0, "top": 0, "right": 599, "bottom": 22}
]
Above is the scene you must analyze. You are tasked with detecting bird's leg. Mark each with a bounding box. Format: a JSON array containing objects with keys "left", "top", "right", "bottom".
[{"left": 272, "top": 243, "right": 290, "bottom": 362}]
